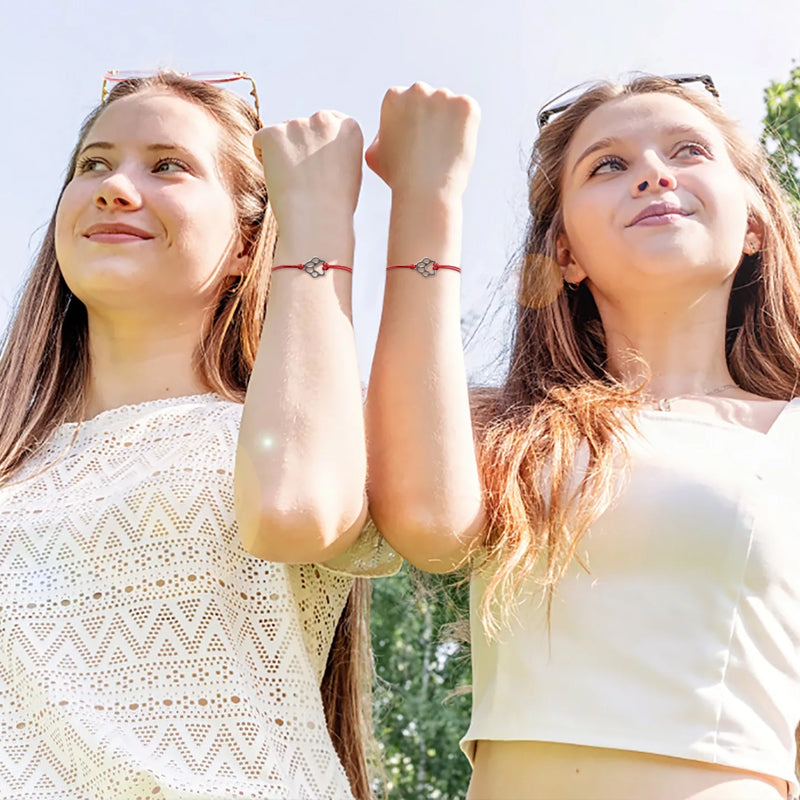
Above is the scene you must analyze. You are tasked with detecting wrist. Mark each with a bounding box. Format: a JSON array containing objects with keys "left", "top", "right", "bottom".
[
  {"left": 389, "top": 185, "right": 466, "bottom": 208},
  {"left": 387, "top": 194, "right": 463, "bottom": 265},
  {"left": 273, "top": 246, "right": 355, "bottom": 271},
  {"left": 271, "top": 190, "right": 358, "bottom": 230},
  {"left": 275, "top": 212, "right": 355, "bottom": 261}
]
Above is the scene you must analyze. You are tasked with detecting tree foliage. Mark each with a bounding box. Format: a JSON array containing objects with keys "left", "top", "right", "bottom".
[
  {"left": 370, "top": 566, "right": 472, "bottom": 800},
  {"left": 762, "top": 62, "right": 800, "bottom": 203}
]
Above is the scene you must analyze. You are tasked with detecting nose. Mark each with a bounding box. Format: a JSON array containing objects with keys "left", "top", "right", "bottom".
[
  {"left": 92, "top": 172, "right": 143, "bottom": 210},
  {"left": 633, "top": 154, "right": 677, "bottom": 195}
]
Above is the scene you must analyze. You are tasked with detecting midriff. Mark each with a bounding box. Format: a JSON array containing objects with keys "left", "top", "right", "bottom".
[{"left": 467, "top": 741, "right": 790, "bottom": 800}]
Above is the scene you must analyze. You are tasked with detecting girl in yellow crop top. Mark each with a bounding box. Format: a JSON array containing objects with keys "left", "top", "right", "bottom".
[{"left": 365, "top": 77, "right": 800, "bottom": 799}]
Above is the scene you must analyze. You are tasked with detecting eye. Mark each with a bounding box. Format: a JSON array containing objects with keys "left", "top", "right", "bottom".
[
  {"left": 153, "top": 157, "right": 190, "bottom": 173},
  {"left": 673, "top": 141, "right": 711, "bottom": 159},
  {"left": 589, "top": 155, "right": 626, "bottom": 177},
  {"left": 75, "top": 156, "right": 110, "bottom": 174}
]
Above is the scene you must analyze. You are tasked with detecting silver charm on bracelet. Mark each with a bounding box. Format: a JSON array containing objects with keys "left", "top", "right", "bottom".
[
  {"left": 413, "top": 257, "right": 438, "bottom": 277},
  {"left": 302, "top": 257, "right": 327, "bottom": 278}
]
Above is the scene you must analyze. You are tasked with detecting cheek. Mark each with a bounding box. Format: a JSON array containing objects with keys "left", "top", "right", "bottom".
[
  {"left": 54, "top": 183, "right": 82, "bottom": 264},
  {"left": 706, "top": 176, "right": 750, "bottom": 245},
  {"left": 165, "top": 195, "right": 240, "bottom": 278},
  {"left": 563, "top": 193, "right": 619, "bottom": 262},
  {"left": 168, "top": 188, "right": 236, "bottom": 242}
]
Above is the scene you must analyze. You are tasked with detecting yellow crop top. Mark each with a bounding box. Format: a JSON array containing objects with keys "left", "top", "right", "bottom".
[{"left": 463, "top": 400, "right": 800, "bottom": 794}]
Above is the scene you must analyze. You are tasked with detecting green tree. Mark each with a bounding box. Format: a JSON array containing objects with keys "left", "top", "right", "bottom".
[
  {"left": 762, "top": 62, "right": 800, "bottom": 203},
  {"left": 371, "top": 566, "right": 472, "bottom": 799}
]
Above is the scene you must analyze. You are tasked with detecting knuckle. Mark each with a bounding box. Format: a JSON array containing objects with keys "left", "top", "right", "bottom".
[
  {"left": 285, "top": 117, "right": 305, "bottom": 132},
  {"left": 341, "top": 116, "right": 363, "bottom": 138},
  {"left": 254, "top": 124, "right": 282, "bottom": 145},
  {"left": 384, "top": 86, "right": 404, "bottom": 102},
  {"left": 311, "top": 109, "right": 342, "bottom": 129},
  {"left": 457, "top": 94, "right": 480, "bottom": 115}
]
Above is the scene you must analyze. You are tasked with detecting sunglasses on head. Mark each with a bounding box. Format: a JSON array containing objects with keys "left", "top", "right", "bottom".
[
  {"left": 536, "top": 73, "right": 719, "bottom": 130},
  {"left": 101, "top": 70, "right": 261, "bottom": 125}
]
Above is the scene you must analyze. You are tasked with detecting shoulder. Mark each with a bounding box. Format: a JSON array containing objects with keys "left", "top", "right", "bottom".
[
  {"left": 140, "top": 393, "right": 244, "bottom": 435},
  {"left": 71, "top": 393, "right": 245, "bottom": 474}
]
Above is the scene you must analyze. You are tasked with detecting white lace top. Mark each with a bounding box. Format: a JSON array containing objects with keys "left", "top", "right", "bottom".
[{"left": 0, "top": 394, "right": 399, "bottom": 800}]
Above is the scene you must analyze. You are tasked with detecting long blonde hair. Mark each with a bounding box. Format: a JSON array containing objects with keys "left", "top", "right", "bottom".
[
  {"left": 1, "top": 73, "right": 375, "bottom": 798},
  {"left": 475, "top": 76, "right": 800, "bottom": 637}
]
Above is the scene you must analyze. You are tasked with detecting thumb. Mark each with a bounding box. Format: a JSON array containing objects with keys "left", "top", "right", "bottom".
[{"left": 364, "top": 134, "right": 380, "bottom": 174}]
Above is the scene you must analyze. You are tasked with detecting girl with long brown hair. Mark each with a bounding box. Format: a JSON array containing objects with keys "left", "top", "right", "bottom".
[
  {"left": 366, "top": 76, "right": 800, "bottom": 799},
  {"left": 0, "top": 72, "right": 396, "bottom": 800}
]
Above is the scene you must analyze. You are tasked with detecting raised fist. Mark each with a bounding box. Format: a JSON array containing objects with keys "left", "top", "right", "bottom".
[
  {"left": 254, "top": 110, "right": 363, "bottom": 225},
  {"left": 366, "top": 82, "right": 480, "bottom": 198}
]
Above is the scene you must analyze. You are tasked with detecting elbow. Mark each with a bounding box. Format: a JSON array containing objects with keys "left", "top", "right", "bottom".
[
  {"left": 233, "top": 450, "right": 366, "bottom": 563},
  {"left": 369, "top": 500, "right": 485, "bottom": 574},
  {"left": 235, "top": 492, "right": 366, "bottom": 564}
]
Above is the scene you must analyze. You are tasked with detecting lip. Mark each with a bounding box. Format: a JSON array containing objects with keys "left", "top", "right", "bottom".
[
  {"left": 627, "top": 203, "right": 690, "bottom": 227},
  {"left": 83, "top": 223, "right": 154, "bottom": 241}
]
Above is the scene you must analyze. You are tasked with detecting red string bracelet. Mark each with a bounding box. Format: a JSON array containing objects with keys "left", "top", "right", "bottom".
[
  {"left": 272, "top": 257, "right": 353, "bottom": 278},
  {"left": 386, "top": 258, "right": 461, "bottom": 277}
]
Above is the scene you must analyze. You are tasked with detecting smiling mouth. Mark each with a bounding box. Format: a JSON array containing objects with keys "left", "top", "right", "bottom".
[
  {"left": 83, "top": 224, "right": 154, "bottom": 242},
  {"left": 627, "top": 204, "right": 690, "bottom": 227},
  {"left": 631, "top": 212, "right": 690, "bottom": 227},
  {"left": 85, "top": 232, "right": 151, "bottom": 243}
]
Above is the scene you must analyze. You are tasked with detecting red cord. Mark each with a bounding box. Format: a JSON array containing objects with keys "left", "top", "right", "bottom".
[
  {"left": 272, "top": 261, "right": 353, "bottom": 274},
  {"left": 387, "top": 259, "right": 461, "bottom": 275}
]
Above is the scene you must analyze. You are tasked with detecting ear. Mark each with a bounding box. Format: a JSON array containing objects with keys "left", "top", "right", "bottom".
[
  {"left": 225, "top": 235, "right": 249, "bottom": 277},
  {"left": 556, "top": 232, "right": 588, "bottom": 285},
  {"left": 742, "top": 214, "right": 763, "bottom": 256}
]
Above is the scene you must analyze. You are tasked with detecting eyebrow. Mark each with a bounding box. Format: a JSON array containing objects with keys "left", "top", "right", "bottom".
[
  {"left": 77, "top": 141, "right": 191, "bottom": 158},
  {"left": 571, "top": 124, "right": 713, "bottom": 175}
]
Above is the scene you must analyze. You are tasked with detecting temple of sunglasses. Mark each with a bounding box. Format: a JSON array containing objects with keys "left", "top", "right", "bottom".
[
  {"left": 536, "top": 73, "right": 719, "bottom": 130},
  {"left": 101, "top": 70, "right": 261, "bottom": 123}
]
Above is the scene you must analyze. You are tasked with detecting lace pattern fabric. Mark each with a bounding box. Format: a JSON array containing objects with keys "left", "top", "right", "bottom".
[{"left": 0, "top": 394, "right": 398, "bottom": 799}]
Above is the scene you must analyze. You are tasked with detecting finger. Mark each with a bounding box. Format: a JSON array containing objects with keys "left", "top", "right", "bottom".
[
  {"left": 409, "top": 80, "right": 434, "bottom": 95},
  {"left": 380, "top": 85, "right": 408, "bottom": 113},
  {"left": 364, "top": 135, "right": 380, "bottom": 172},
  {"left": 312, "top": 108, "right": 348, "bottom": 120}
]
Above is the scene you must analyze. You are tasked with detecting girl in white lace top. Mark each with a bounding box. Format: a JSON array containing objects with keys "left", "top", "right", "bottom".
[{"left": 0, "top": 73, "right": 397, "bottom": 800}]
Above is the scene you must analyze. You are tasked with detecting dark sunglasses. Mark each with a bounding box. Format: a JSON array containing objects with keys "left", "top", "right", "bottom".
[{"left": 536, "top": 73, "right": 719, "bottom": 130}]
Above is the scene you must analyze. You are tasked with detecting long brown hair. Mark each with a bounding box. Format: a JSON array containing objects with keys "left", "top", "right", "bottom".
[
  {"left": 474, "top": 76, "right": 800, "bottom": 637},
  {"left": 0, "top": 73, "right": 374, "bottom": 797}
]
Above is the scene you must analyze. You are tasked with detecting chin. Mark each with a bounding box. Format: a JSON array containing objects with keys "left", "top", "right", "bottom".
[{"left": 63, "top": 263, "right": 156, "bottom": 300}]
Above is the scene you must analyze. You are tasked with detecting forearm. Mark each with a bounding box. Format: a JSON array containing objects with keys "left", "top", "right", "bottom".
[
  {"left": 366, "top": 191, "right": 485, "bottom": 572},
  {"left": 235, "top": 211, "right": 367, "bottom": 563}
]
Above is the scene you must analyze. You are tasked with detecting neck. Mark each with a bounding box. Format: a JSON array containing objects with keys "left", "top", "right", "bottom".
[
  {"left": 595, "top": 284, "right": 735, "bottom": 398},
  {"left": 83, "top": 309, "right": 210, "bottom": 419}
]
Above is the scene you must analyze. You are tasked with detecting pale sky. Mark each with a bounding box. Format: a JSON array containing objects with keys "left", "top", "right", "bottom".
[{"left": 3, "top": 0, "right": 799, "bottom": 381}]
